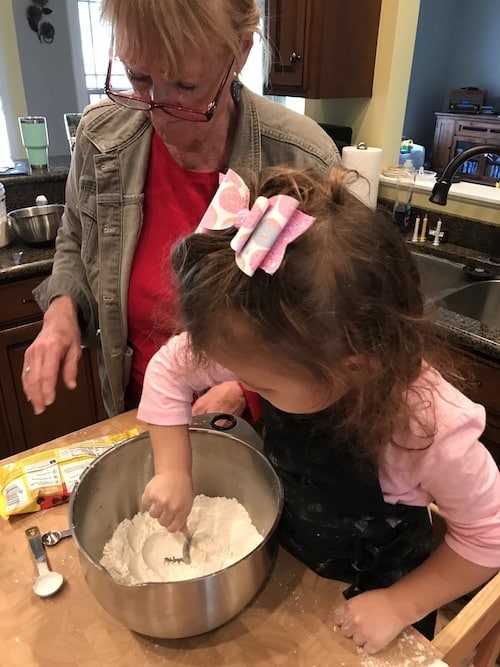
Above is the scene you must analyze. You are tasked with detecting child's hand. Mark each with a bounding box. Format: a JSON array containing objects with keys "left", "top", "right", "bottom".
[
  {"left": 142, "top": 472, "right": 193, "bottom": 532},
  {"left": 333, "top": 588, "right": 408, "bottom": 654}
]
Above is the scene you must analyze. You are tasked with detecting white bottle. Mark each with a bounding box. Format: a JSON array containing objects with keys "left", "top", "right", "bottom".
[
  {"left": 411, "top": 215, "right": 421, "bottom": 243},
  {"left": 0, "top": 182, "right": 11, "bottom": 248},
  {"left": 35, "top": 194, "right": 48, "bottom": 206},
  {"left": 432, "top": 218, "right": 443, "bottom": 246}
]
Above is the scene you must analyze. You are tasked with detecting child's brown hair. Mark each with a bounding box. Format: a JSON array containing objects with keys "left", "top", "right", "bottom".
[{"left": 172, "top": 166, "right": 459, "bottom": 461}]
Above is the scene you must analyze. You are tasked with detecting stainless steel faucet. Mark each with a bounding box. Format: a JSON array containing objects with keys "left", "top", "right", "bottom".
[{"left": 429, "top": 143, "right": 500, "bottom": 205}]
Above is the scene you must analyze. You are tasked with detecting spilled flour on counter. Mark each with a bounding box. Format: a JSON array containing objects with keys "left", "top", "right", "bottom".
[
  {"left": 357, "top": 629, "right": 449, "bottom": 666},
  {"left": 100, "top": 494, "right": 263, "bottom": 584}
]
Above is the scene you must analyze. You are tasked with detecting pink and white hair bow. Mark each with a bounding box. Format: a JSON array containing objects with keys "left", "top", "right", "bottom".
[{"left": 196, "top": 169, "right": 315, "bottom": 276}]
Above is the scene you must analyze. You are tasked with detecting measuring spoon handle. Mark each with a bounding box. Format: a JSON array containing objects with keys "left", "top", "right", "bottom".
[{"left": 25, "top": 526, "right": 47, "bottom": 565}]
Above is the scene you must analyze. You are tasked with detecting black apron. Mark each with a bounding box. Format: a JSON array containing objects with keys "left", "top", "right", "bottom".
[{"left": 260, "top": 399, "right": 433, "bottom": 596}]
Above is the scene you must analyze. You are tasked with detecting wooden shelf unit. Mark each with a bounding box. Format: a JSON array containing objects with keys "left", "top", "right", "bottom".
[{"left": 432, "top": 113, "right": 500, "bottom": 186}]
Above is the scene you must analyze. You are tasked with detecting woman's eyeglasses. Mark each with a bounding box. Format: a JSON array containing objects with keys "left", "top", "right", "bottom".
[{"left": 105, "top": 56, "right": 235, "bottom": 122}]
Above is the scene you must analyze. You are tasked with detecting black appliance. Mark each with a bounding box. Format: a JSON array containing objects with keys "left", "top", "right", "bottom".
[
  {"left": 318, "top": 123, "right": 353, "bottom": 154},
  {"left": 448, "top": 87, "right": 487, "bottom": 114}
]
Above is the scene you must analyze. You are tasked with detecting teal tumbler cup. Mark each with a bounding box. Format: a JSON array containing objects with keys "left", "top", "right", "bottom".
[{"left": 18, "top": 116, "right": 49, "bottom": 172}]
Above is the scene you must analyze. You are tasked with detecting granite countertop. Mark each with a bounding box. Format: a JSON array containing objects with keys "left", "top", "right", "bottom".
[
  {"left": 0, "top": 156, "right": 70, "bottom": 185},
  {"left": 435, "top": 305, "right": 500, "bottom": 363},
  {"left": 1, "top": 234, "right": 499, "bottom": 364},
  {"left": 0, "top": 240, "right": 55, "bottom": 282},
  {"left": 1, "top": 156, "right": 70, "bottom": 212},
  {"left": 0, "top": 158, "right": 70, "bottom": 279}
]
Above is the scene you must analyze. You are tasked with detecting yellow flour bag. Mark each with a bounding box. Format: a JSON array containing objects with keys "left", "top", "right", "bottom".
[{"left": 0, "top": 429, "right": 139, "bottom": 519}]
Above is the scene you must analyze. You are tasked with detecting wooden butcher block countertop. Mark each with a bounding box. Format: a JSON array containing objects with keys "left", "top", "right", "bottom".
[{"left": 0, "top": 411, "right": 444, "bottom": 667}]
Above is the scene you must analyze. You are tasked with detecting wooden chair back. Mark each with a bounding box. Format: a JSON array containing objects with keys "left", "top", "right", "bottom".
[{"left": 429, "top": 504, "right": 500, "bottom": 667}]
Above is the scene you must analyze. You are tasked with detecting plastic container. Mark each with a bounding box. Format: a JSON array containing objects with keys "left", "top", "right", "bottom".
[
  {"left": 415, "top": 169, "right": 437, "bottom": 183},
  {"left": 399, "top": 143, "right": 425, "bottom": 171},
  {"left": 392, "top": 170, "right": 415, "bottom": 236}
]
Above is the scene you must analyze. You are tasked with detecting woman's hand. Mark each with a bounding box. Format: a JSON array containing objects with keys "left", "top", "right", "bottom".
[
  {"left": 22, "top": 296, "right": 81, "bottom": 415},
  {"left": 333, "top": 588, "right": 408, "bottom": 654},
  {"left": 192, "top": 380, "right": 246, "bottom": 417},
  {"left": 142, "top": 471, "right": 193, "bottom": 532}
]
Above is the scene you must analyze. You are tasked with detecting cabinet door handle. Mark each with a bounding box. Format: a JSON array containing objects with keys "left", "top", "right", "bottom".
[
  {"left": 21, "top": 298, "right": 36, "bottom": 304},
  {"left": 289, "top": 51, "right": 302, "bottom": 64}
]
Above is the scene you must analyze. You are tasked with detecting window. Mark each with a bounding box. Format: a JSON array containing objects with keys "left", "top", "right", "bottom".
[
  {"left": 0, "top": 96, "right": 12, "bottom": 169},
  {"left": 76, "top": 0, "right": 304, "bottom": 114},
  {"left": 0, "top": 29, "right": 14, "bottom": 167},
  {"left": 77, "top": 0, "right": 112, "bottom": 104}
]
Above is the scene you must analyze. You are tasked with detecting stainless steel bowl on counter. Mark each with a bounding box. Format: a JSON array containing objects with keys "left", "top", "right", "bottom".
[
  {"left": 8, "top": 204, "right": 64, "bottom": 244},
  {"left": 68, "top": 419, "right": 284, "bottom": 639}
]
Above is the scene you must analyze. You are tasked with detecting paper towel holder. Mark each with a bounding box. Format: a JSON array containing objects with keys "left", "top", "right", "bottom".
[{"left": 357, "top": 142, "right": 368, "bottom": 150}]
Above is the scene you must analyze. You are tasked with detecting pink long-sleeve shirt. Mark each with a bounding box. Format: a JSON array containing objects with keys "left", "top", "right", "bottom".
[{"left": 138, "top": 333, "right": 500, "bottom": 569}]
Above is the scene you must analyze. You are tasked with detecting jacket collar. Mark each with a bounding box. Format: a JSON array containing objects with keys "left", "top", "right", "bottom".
[
  {"left": 83, "top": 99, "right": 152, "bottom": 154},
  {"left": 229, "top": 85, "right": 261, "bottom": 173}
]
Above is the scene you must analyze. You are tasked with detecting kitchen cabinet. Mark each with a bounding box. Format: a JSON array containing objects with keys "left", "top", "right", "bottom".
[
  {"left": 264, "top": 0, "right": 382, "bottom": 99},
  {"left": 431, "top": 113, "right": 500, "bottom": 185},
  {"left": 460, "top": 350, "right": 500, "bottom": 467},
  {"left": 0, "top": 272, "right": 106, "bottom": 458}
]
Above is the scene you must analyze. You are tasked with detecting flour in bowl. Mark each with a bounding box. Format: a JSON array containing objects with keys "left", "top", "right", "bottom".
[{"left": 100, "top": 494, "right": 263, "bottom": 584}]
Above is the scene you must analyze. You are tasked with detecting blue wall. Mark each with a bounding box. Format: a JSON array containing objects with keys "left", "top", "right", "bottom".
[{"left": 403, "top": 0, "right": 500, "bottom": 164}]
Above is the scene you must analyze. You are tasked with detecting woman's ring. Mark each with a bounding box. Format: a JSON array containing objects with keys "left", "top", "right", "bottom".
[{"left": 24, "top": 366, "right": 31, "bottom": 374}]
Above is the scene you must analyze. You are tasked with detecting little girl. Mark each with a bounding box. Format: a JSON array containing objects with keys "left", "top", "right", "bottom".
[{"left": 138, "top": 166, "right": 500, "bottom": 654}]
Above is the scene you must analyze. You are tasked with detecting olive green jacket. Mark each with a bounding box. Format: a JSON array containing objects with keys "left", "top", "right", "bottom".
[{"left": 35, "top": 87, "right": 340, "bottom": 416}]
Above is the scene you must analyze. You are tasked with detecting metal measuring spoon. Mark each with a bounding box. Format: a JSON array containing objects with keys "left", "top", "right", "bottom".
[
  {"left": 41, "top": 528, "right": 72, "bottom": 547},
  {"left": 25, "top": 526, "right": 64, "bottom": 598},
  {"left": 163, "top": 531, "right": 192, "bottom": 565}
]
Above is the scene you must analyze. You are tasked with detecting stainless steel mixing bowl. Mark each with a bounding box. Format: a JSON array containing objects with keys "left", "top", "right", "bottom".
[
  {"left": 8, "top": 204, "right": 63, "bottom": 244},
  {"left": 68, "top": 421, "right": 283, "bottom": 638}
]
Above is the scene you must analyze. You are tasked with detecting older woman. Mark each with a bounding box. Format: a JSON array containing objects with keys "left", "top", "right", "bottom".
[{"left": 23, "top": 0, "right": 340, "bottom": 417}]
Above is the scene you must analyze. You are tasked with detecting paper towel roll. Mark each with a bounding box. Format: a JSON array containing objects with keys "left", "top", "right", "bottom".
[{"left": 341, "top": 145, "right": 383, "bottom": 209}]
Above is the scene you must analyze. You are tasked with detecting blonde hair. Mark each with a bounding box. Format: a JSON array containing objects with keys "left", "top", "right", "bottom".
[{"left": 101, "top": 0, "right": 261, "bottom": 75}]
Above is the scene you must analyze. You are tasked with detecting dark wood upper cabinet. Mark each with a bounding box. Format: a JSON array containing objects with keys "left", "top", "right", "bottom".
[{"left": 264, "top": 0, "right": 382, "bottom": 99}]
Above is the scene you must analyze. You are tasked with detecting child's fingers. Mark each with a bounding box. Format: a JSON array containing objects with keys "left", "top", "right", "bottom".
[
  {"left": 146, "top": 501, "right": 163, "bottom": 520},
  {"left": 352, "top": 631, "right": 367, "bottom": 648},
  {"left": 333, "top": 604, "right": 351, "bottom": 629}
]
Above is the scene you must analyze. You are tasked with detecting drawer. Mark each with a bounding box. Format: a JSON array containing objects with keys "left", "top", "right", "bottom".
[
  {"left": 456, "top": 120, "right": 500, "bottom": 136},
  {"left": 0, "top": 276, "right": 44, "bottom": 327},
  {"left": 463, "top": 353, "right": 500, "bottom": 416}
]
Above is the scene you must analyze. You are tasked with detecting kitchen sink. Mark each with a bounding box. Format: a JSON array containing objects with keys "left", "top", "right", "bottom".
[
  {"left": 411, "top": 252, "right": 468, "bottom": 296},
  {"left": 411, "top": 251, "right": 500, "bottom": 328},
  {"left": 439, "top": 280, "right": 500, "bottom": 329}
]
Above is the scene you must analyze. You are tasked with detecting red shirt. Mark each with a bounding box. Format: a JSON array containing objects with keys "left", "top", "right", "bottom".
[{"left": 126, "top": 132, "right": 218, "bottom": 407}]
